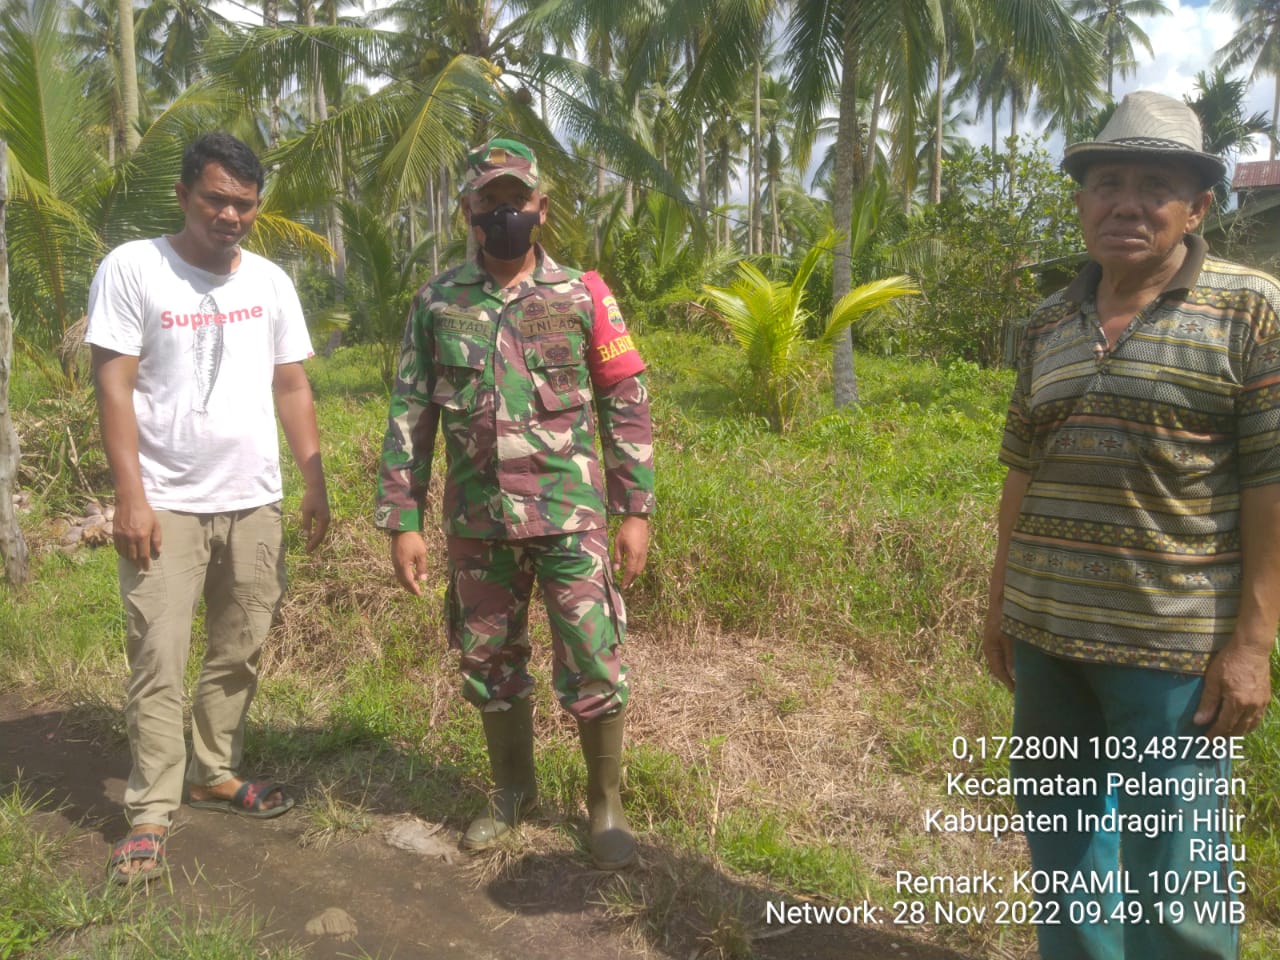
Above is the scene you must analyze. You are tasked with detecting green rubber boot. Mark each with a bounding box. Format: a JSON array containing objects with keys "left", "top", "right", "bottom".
[
  {"left": 463, "top": 698, "right": 537, "bottom": 850},
  {"left": 577, "top": 708, "right": 636, "bottom": 870}
]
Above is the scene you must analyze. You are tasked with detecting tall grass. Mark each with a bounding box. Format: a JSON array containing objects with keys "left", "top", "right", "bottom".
[
  {"left": 4, "top": 332, "right": 1279, "bottom": 958},
  {"left": 636, "top": 331, "right": 1007, "bottom": 653}
]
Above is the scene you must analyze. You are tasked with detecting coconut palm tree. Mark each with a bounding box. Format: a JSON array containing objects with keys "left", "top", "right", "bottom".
[
  {"left": 1069, "top": 0, "right": 1170, "bottom": 96},
  {"left": 136, "top": 0, "right": 231, "bottom": 98},
  {"left": 1213, "top": 0, "right": 1280, "bottom": 160},
  {"left": 787, "top": 0, "right": 1097, "bottom": 405},
  {"left": 1, "top": 1, "right": 327, "bottom": 359},
  {"left": 64, "top": 0, "right": 145, "bottom": 162},
  {"left": 785, "top": 0, "right": 873, "bottom": 406},
  {"left": 758, "top": 73, "right": 795, "bottom": 256},
  {"left": 914, "top": 0, "right": 1100, "bottom": 204},
  {"left": 959, "top": 40, "right": 1033, "bottom": 160}
]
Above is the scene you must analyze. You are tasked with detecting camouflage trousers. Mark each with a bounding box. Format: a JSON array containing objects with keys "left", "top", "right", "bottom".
[{"left": 445, "top": 527, "right": 629, "bottom": 721}]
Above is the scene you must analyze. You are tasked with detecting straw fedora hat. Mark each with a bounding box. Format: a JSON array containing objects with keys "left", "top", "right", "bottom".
[{"left": 1062, "top": 90, "right": 1225, "bottom": 187}]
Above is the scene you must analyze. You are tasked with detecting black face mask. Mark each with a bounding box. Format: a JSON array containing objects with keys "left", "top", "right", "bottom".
[{"left": 470, "top": 204, "right": 540, "bottom": 260}]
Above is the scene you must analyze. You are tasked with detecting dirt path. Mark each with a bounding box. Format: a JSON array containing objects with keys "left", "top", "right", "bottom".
[{"left": 0, "top": 693, "right": 976, "bottom": 960}]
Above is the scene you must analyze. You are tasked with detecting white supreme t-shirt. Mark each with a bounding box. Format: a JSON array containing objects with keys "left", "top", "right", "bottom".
[{"left": 85, "top": 237, "right": 315, "bottom": 512}]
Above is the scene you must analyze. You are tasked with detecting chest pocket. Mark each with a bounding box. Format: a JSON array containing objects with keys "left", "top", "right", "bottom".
[
  {"left": 433, "top": 331, "right": 489, "bottom": 410},
  {"left": 525, "top": 334, "right": 590, "bottom": 411}
]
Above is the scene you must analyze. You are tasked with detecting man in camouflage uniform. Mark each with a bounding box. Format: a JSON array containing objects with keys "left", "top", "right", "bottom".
[{"left": 375, "top": 138, "right": 655, "bottom": 870}]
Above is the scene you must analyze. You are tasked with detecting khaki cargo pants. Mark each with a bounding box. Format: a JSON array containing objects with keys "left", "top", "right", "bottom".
[{"left": 117, "top": 504, "right": 286, "bottom": 827}]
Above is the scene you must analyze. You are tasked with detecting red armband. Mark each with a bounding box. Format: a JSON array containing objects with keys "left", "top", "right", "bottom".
[{"left": 581, "top": 270, "right": 645, "bottom": 388}]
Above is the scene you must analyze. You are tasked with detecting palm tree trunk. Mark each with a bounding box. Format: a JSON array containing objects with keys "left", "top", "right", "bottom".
[
  {"left": 697, "top": 121, "right": 708, "bottom": 213},
  {"left": 721, "top": 157, "right": 730, "bottom": 247},
  {"left": 264, "top": 0, "right": 282, "bottom": 145},
  {"left": 991, "top": 106, "right": 999, "bottom": 200},
  {"left": 752, "top": 55, "right": 762, "bottom": 255},
  {"left": 831, "top": 28, "right": 862, "bottom": 408},
  {"left": 1272, "top": 73, "right": 1278, "bottom": 161},
  {"left": 930, "top": 49, "right": 945, "bottom": 205},
  {"left": 593, "top": 31, "right": 611, "bottom": 260},
  {"left": 432, "top": 166, "right": 444, "bottom": 275},
  {"left": 1106, "top": 35, "right": 1114, "bottom": 98},
  {"left": 770, "top": 173, "right": 780, "bottom": 256},
  {"left": 117, "top": 0, "right": 140, "bottom": 154},
  {"left": 305, "top": 0, "right": 345, "bottom": 289},
  {"left": 688, "top": 38, "right": 709, "bottom": 215},
  {"left": 304, "top": 1, "right": 326, "bottom": 121},
  {"left": 867, "top": 79, "right": 883, "bottom": 177},
  {"left": 0, "top": 142, "right": 30, "bottom": 586},
  {"left": 1009, "top": 103, "right": 1019, "bottom": 201}
]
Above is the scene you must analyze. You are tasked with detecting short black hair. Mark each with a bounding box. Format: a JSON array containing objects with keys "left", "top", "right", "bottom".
[{"left": 181, "top": 132, "right": 265, "bottom": 192}]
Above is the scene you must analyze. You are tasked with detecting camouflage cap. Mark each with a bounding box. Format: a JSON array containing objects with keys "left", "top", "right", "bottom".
[{"left": 464, "top": 138, "right": 540, "bottom": 192}]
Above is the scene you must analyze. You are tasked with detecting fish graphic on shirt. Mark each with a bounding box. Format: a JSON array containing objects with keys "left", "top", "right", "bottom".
[{"left": 192, "top": 293, "right": 224, "bottom": 412}]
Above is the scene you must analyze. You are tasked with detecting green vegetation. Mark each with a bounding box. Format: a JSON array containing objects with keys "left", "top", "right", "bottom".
[
  {"left": 5, "top": 339, "right": 1280, "bottom": 958},
  {"left": 4, "top": 2, "right": 1280, "bottom": 955},
  {"left": 0, "top": 783, "right": 305, "bottom": 960},
  {"left": 701, "top": 237, "right": 919, "bottom": 432}
]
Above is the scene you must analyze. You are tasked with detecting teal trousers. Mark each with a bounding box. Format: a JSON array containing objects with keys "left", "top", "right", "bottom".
[{"left": 1011, "top": 641, "right": 1240, "bottom": 960}]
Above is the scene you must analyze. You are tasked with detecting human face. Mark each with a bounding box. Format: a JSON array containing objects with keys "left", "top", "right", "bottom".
[
  {"left": 464, "top": 176, "right": 548, "bottom": 266},
  {"left": 174, "top": 161, "right": 261, "bottom": 272},
  {"left": 1074, "top": 160, "right": 1212, "bottom": 281},
  {"left": 465, "top": 177, "right": 546, "bottom": 226}
]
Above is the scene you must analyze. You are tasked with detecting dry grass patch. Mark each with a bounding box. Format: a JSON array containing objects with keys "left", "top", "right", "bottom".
[{"left": 621, "top": 626, "right": 1027, "bottom": 958}]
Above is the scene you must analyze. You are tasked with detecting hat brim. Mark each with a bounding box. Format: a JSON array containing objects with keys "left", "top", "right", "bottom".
[
  {"left": 465, "top": 168, "right": 539, "bottom": 192},
  {"left": 1062, "top": 142, "right": 1226, "bottom": 187}
]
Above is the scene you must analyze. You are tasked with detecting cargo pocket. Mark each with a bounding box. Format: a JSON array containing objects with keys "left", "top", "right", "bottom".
[
  {"left": 251, "top": 502, "right": 287, "bottom": 613},
  {"left": 433, "top": 332, "right": 488, "bottom": 410},
  {"left": 526, "top": 334, "right": 590, "bottom": 411},
  {"left": 601, "top": 554, "right": 627, "bottom": 645},
  {"left": 445, "top": 565, "right": 464, "bottom": 650}
]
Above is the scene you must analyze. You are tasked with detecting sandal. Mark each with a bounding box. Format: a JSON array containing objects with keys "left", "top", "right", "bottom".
[
  {"left": 107, "top": 831, "right": 166, "bottom": 885},
  {"left": 188, "top": 779, "right": 295, "bottom": 819}
]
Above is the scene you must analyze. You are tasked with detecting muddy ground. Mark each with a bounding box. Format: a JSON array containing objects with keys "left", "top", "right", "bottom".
[{"left": 0, "top": 693, "right": 977, "bottom": 959}]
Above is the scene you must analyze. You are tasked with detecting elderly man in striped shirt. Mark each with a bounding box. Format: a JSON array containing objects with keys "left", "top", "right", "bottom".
[{"left": 983, "top": 91, "right": 1280, "bottom": 960}]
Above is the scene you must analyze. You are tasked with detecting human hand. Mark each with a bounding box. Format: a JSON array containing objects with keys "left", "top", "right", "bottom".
[
  {"left": 390, "top": 531, "right": 429, "bottom": 596},
  {"left": 112, "top": 494, "right": 161, "bottom": 571},
  {"left": 1195, "top": 638, "right": 1272, "bottom": 737},
  {"left": 611, "top": 516, "right": 649, "bottom": 589},
  {"left": 299, "top": 483, "right": 330, "bottom": 553},
  {"left": 981, "top": 605, "right": 1015, "bottom": 692}
]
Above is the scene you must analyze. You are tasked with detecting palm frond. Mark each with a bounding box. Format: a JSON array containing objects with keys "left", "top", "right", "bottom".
[
  {"left": 200, "top": 23, "right": 398, "bottom": 109},
  {"left": 97, "top": 81, "right": 236, "bottom": 246},
  {"left": 818, "top": 275, "right": 921, "bottom": 348},
  {"left": 379, "top": 54, "right": 501, "bottom": 210},
  {"left": 0, "top": 0, "right": 106, "bottom": 197},
  {"left": 784, "top": 0, "right": 845, "bottom": 169},
  {"left": 244, "top": 210, "right": 334, "bottom": 263}
]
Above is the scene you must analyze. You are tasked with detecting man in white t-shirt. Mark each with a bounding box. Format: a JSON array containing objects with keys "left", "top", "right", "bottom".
[{"left": 85, "top": 132, "right": 329, "bottom": 883}]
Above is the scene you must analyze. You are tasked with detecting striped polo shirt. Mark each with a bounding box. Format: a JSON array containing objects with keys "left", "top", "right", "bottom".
[{"left": 999, "top": 235, "right": 1280, "bottom": 673}]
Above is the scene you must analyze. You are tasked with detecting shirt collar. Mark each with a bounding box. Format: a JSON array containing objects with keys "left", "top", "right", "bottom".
[
  {"left": 532, "top": 248, "right": 570, "bottom": 284},
  {"left": 1064, "top": 233, "right": 1208, "bottom": 303},
  {"left": 452, "top": 245, "right": 571, "bottom": 287}
]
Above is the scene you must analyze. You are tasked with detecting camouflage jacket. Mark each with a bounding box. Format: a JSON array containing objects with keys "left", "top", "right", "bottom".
[{"left": 375, "top": 249, "right": 656, "bottom": 540}]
